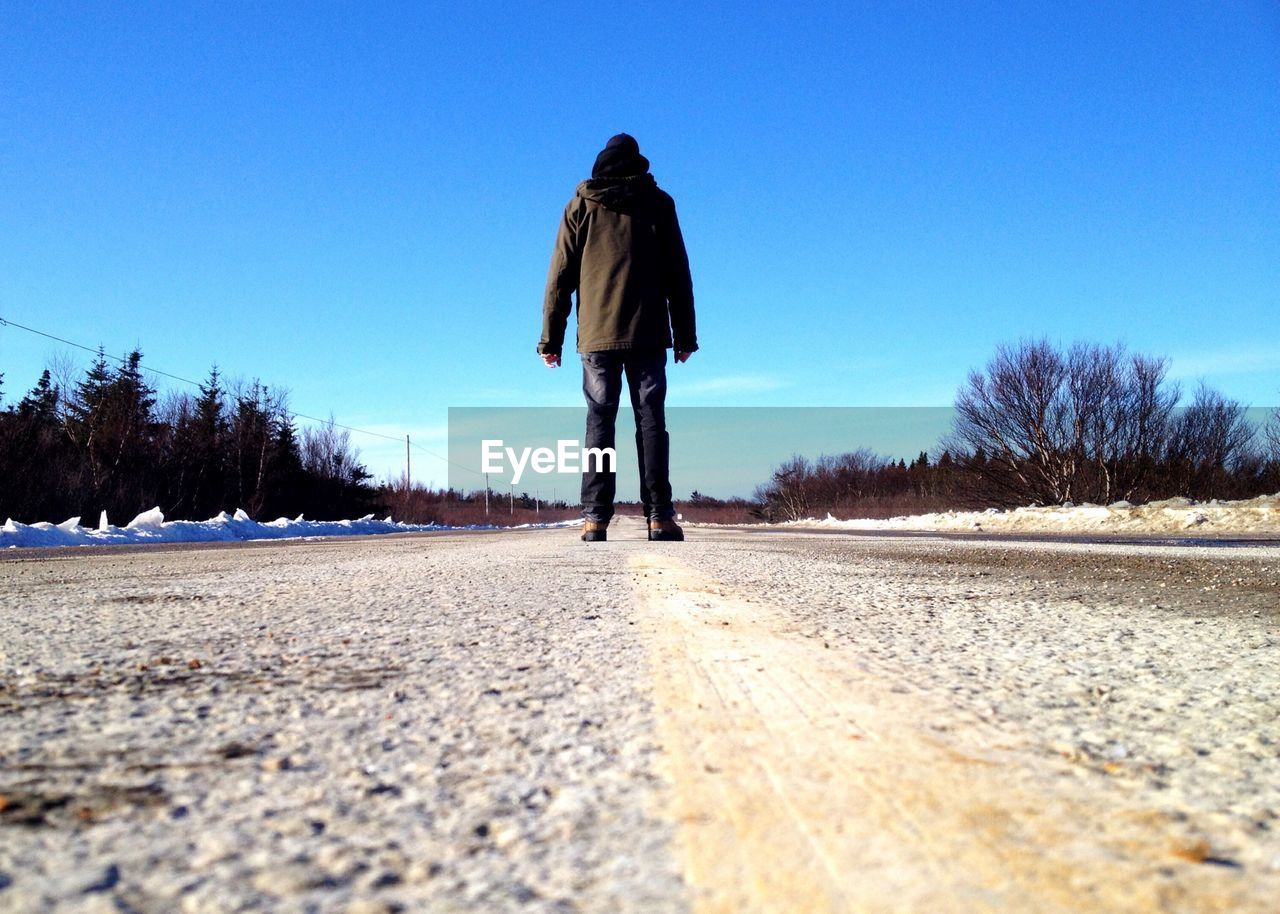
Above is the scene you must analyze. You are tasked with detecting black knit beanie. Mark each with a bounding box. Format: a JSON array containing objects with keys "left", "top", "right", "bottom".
[{"left": 592, "top": 133, "right": 651, "bottom": 178}]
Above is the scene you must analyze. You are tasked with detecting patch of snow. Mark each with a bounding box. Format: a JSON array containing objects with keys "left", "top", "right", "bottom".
[
  {"left": 1, "top": 507, "right": 580, "bottom": 550},
  {"left": 781, "top": 493, "right": 1280, "bottom": 535},
  {"left": 126, "top": 507, "right": 166, "bottom": 530}
]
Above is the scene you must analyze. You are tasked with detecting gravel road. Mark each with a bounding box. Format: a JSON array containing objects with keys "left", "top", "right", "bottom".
[{"left": 2, "top": 521, "right": 1277, "bottom": 913}]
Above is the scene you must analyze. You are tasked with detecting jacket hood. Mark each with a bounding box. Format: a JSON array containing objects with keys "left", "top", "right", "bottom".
[{"left": 576, "top": 174, "right": 658, "bottom": 212}]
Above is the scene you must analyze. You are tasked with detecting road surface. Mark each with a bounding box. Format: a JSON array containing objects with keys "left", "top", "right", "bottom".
[{"left": 2, "top": 519, "right": 1278, "bottom": 913}]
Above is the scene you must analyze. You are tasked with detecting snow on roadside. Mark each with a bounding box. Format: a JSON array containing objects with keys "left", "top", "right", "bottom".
[
  {"left": 784, "top": 493, "right": 1280, "bottom": 535},
  {"left": 2, "top": 507, "right": 582, "bottom": 549}
]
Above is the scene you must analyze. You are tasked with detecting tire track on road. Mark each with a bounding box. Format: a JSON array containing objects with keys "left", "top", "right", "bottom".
[{"left": 629, "top": 550, "right": 1264, "bottom": 914}]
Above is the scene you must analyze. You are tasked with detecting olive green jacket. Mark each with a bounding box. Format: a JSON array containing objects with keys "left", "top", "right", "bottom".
[{"left": 539, "top": 175, "right": 697, "bottom": 356}]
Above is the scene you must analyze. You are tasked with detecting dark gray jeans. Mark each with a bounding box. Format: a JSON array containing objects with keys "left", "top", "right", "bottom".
[{"left": 580, "top": 349, "right": 674, "bottom": 523}]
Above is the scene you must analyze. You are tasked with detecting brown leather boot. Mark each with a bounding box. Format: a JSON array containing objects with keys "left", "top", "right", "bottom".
[
  {"left": 648, "top": 518, "right": 684, "bottom": 542},
  {"left": 581, "top": 520, "right": 608, "bottom": 542}
]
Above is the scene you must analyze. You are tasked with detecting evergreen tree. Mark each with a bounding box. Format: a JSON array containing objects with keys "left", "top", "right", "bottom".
[
  {"left": 166, "top": 367, "right": 230, "bottom": 517},
  {"left": 0, "top": 373, "right": 10, "bottom": 516},
  {"left": 69, "top": 350, "right": 113, "bottom": 431},
  {"left": 230, "top": 381, "right": 272, "bottom": 516},
  {"left": 2, "top": 370, "right": 76, "bottom": 520},
  {"left": 265, "top": 409, "right": 307, "bottom": 517},
  {"left": 66, "top": 349, "right": 160, "bottom": 518},
  {"left": 18, "top": 370, "right": 60, "bottom": 420},
  {"left": 66, "top": 348, "right": 116, "bottom": 504}
]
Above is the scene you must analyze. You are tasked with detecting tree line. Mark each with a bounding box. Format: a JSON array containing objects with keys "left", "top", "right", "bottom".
[
  {"left": 752, "top": 450, "right": 962, "bottom": 522},
  {"left": 0, "top": 351, "right": 380, "bottom": 524},
  {"left": 755, "top": 340, "right": 1280, "bottom": 521},
  {"left": 950, "top": 340, "right": 1279, "bottom": 507},
  {"left": 4, "top": 338, "right": 1278, "bottom": 526},
  {"left": 380, "top": 483, "right": 580, "bottom": 527}
]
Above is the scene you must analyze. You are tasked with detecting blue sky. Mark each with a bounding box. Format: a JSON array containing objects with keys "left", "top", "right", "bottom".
[{"left": 2, "top": 1, "right": 1277, "bottom": 487}]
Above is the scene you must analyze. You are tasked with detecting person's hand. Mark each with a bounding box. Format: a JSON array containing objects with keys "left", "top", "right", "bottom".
[
  {"left": 541, "top": 353, "right": 561, "bottom": 367},
  {"left": 675, "top": 351, "right": 693, "bottom": 364}
]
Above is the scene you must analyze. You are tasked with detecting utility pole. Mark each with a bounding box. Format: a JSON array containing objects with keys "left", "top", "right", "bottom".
[
  {"left": 484, "top": 473, "right": 490, "bottom": 515},
  {"left": 535, "top": 490, "right": 540, "bottom": 515},
  {"left": 509, "top": 485, "right": 514, "bottom": 515},
  {"left": 405, "top": 435, "right": 411, "bottom": 490}
]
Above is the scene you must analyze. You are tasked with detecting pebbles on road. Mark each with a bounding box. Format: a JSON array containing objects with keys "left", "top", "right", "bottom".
[
  {"left": 1, "top": 522, "right": 1278, "bottom": 912},
  {"left": 1, "top": 532, "right": 683, "bottom": 913}
]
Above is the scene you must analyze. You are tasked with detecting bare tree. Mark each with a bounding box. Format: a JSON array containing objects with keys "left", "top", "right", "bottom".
[
  {"left": 754, "top": 449, "right": 899, "bottom": 521},
  {"left": 1266, "top": 405, "right": 1280, "bottom": 466},
  {"left": 1165, "top": 384, "right": 1256, "bottom": 499},
  {"left": 1167, "top": 384, "right": 1254, "bottom": 469},
  {"left": 949, "top": 339, "right": 1075, "bottom": 505},
  {"left": 47, "top": 350, "right": 82, "bottom": 431},
  {"left": 1067, "top": 341, "right": 1122, "bottom": 502},
  {"left": 302, "top": 416, "right": 364, "bottom": 485},
  {"left": 1068, "top": 346, "right": 1179, "bottom": 503},
  {"left": 755, "top": 455, "right": 813, "bottom": 522},
  {"left": 1114, "top": 354, "right": 1178, "bottom": 499},
  {"left": 950, "top": 339, "right": 1187, "bottom": 506}
]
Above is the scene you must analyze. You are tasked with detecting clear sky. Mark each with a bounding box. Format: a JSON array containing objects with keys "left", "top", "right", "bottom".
[{"left": 2, "top": 1, "right": 1277, "bottom": 487}]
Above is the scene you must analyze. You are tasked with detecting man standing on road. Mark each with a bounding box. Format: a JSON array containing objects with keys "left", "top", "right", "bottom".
[{"left": 538, "top": 133, "right": 698, "bottom": 543}]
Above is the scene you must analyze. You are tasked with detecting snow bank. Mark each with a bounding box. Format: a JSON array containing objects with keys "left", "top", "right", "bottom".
[
  {"left": 2, "top": 508, "right": 582, "bottom": 550},
  {"left": 785, "top": 494, "right": 1280, "bottom": 535}
]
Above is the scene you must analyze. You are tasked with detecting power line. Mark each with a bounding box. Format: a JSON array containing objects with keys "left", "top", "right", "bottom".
[
  {"left": 0, "top": 312, "right": 482, "bottom": 475},
  {"left": 0, "top": 314, "right": 206, "bottom": 389},
  {"left": 290, "top": 412, "right": 402, "bottom": 444},
  {"left": 410, "top": 439, "right": 479, "bottom": 475}
]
